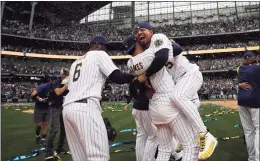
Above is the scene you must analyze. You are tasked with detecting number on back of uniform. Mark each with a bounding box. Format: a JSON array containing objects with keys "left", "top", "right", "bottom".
[
  {"left": 73, "top": 63, "right": 82, "bottom": 82},
  {"left": 165, "top": 62, "right": 173, "bottom": 69}
]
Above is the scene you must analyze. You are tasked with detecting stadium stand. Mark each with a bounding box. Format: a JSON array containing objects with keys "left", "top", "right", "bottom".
[{"left": 1, "top": 1, "right": 260, "bottom": 103}]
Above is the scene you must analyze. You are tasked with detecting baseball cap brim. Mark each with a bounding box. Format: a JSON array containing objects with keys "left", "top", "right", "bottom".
[{"left": 126, "top": 44, "right": 135, "bottom": 54}]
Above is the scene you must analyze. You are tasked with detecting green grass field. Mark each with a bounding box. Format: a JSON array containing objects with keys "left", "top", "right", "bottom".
[{"left": 2, "top": 102, "right": 248, "bottom": 161}]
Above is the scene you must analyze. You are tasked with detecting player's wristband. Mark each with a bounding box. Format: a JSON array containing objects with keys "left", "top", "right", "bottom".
[{"left": 38, "top": 98, "right": 43, "bottom": 102}]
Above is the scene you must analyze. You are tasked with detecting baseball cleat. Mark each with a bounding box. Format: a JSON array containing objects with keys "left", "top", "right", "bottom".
[
  {"left": 198, "top": 132, "right": 218, "bottom": 160},
  {"left": 55, "top": 148, "right": 71, "bottom": 155},
  {"left": 40, "top": 138, "right": 46, "bottom": 146},
  {"left": 175, "top": 144, "right": 183, "bottom": 153}
]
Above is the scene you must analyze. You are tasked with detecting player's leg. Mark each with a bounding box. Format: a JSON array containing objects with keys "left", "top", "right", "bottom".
[
  {"left": 156, "top": 124, "right": 174, "bottom": 161},
  {"left": 41, "top": 110, "right": 50, "bottom": 146},
  {"left": 64, "top": 103, "right": 110, "bottom": 161},
  {"left": 238, "top": 106, "right": 258, "bottom": 161},
  {"left": 34, "top": 108, "right": 42, "bottom": 144},
  {"left": 172, "top": 71, "right": 206, "bottom": 133},
  {"left": 56, "top": 108, "right": 67, "bottom": 153},
  {"left": 140, "top": 111, "right": 158, "bottom": 161},
  {"left": 132, "top": 109, "right": 147, "bottom": 161},
  {"left": 171, "top": 136, "right": 183, "bottom": 160},
  {"left": 172, "top": 71, "right": 218, "bottom": 160},
  {"left": 45, "top": 108, "right": 61, "bottom": 159},
  {"left": 169, "top": 114, "right": 200, "bottom": 161},
  {"left": 63, "top": 105, "right": 87, "bottom": 161},
  {"left": 250, "top": 108, "right": 259, "bottom": 161}
]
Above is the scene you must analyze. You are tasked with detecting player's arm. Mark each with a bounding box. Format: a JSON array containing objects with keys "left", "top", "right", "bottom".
[
  {"left": 124, "top": 96, "right": 132, "bottom": 111},
  {"left": 98, "top": 51, "right": 134, "bottom": 84},
  {"left": 238, "top": 82, "right": 252, "bottom": 90},
  {"left": 136, "top": 34, "right": 171, "bottom": 82},
  {"left": 53, "top": 80, "right": 68, "bottom": 96},
  {"left": 31, "top": 85, "right": 47, "bottom": 102}
]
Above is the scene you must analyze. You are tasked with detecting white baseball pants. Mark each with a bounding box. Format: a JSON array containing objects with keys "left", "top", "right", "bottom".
[
  {"left": 172, "top": 70, "right": 207, "bottom": 133},
  {"left": 238, "top": 106, "right": 259, "bottom": 161},
  {"left": 156, "top": 113, "right": 200, "bottom": 161},
  {"left": 132, "top": 109, "right": 158, "bottom": 161},
  {"left": 63, "top": 102, "right": 109, "bottom": 161}
]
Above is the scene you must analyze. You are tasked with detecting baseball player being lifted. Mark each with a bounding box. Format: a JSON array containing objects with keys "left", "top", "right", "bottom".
[
  {"left": 62, "top": 36, "right": 134, "bottom": 161},
  {"left": 132, "top": 22, "right": 218, "bottom": 160},
  {"left": 125, "top": 34, "right": 200, "bottom": 161}
]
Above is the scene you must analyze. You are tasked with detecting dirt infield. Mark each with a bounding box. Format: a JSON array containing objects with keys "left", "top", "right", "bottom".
[{"left": 201, "top": 100, "right": 238, "bottom": 111}]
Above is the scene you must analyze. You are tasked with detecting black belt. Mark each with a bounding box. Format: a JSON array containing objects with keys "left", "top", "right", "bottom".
[{"left": 75, "top": 98, "right": 88, "bottom": 103}]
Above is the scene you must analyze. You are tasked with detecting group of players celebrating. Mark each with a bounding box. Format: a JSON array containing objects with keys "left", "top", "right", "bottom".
[{"left": 32, "top": 22, "right": 219, "bottom": 161}]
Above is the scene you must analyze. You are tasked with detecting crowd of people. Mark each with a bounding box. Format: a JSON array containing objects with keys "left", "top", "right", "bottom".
[
  {"left": 2, "top": 17, "right": 259, "bottom": 41},
  {"left": 1, "top": 74, "right": 238, "bottom": 102},
  {"left": 1, "top": 54, "right": 243, "bottom": 76},
  {"left": 2, "top": 54, "right": 241, "bottom": 102}
]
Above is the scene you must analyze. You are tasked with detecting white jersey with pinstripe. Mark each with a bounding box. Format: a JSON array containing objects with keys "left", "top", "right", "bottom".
[
  {"left": 127, "top": 48, "right": 199, "bottom": 161},
  {"left": 127, "top": 48, "right": 180, "bottom": 125},
  {"left": 147, "top": 33, "right": 206, "bottom": 133},
  {"left": 63, "top": 50, "right": 118, "bottom": 161}
]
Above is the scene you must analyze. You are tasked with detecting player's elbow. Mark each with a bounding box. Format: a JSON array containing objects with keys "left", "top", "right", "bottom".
[
  {"left": 154, "top": 48, "right": 169, "bottom": 64},
  {"left": 109, "top": 70, "right": 134, "bottom": 84},
  {"left": 172, "top": 43, "right": 183, "bottom": 56}
]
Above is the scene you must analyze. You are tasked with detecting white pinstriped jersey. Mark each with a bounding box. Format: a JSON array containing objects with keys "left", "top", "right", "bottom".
[
  {"left": 149, "top": 33, "right": 199, "bottom": 81},
  {"left": 127, "top": 50, "right": 175, "bottom": 106},
  {"left": 63, "top": 50, "right": 118, "bottom": 107}
]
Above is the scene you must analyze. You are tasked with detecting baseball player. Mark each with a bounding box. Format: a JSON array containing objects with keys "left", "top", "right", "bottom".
[
  {"left": 237, "top": 52, "right": 260, "bottom": 161},
  {"left": 62, "top": 36, "right": 134, "bottom": 161},
  {"left": 132, "top": 22, "right": 218, "bottom": 160},
  {"left": 45, "top": 68, "right": 70, "bottom": 160},
  {"left": 31, "top": 75, "right": 54, "bottom": 146},
  {"left": 125, "top": 35, "right": 200, "bottom": 161},
  {"left": 123, "top": 82, "right": 159, "bottom": 161}
]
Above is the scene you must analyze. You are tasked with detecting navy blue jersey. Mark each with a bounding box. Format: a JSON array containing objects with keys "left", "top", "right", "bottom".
[
  {"left": 238, "top": 64, "right": 260, "bottom": 108},
  {"left": 127, "top": 85, "right": 149, "bottom": 111},
  {"left": 35, "top": 83, "right": 52, "bottom": 108},
  {"left": 50, "top": 79, "right": 69, "bottom": 108}
]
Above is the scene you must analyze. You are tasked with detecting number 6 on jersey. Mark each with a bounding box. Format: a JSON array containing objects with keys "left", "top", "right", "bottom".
[{"left": 73, "top": 63, "right": 82, "bottom": 82}]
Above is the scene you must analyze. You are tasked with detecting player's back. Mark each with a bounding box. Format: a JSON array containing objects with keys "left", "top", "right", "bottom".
[
  {"left": 63, "top": 51, "right": 113, "bottom": 108},
  {"left": 127, "top": 50, "right": 175, "bottom": 106},
  {"left": 167, "top": 54, "right": 199, "bottom": 82}
]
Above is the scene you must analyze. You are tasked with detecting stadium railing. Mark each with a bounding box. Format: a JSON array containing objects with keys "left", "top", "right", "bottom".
[{"left": 1, "top": 46, "right": 259, "bottom": 60}]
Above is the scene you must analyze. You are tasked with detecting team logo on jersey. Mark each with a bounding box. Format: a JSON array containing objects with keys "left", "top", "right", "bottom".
[{"left": 154, "top": 39, "right": 163, "bottom": 47}]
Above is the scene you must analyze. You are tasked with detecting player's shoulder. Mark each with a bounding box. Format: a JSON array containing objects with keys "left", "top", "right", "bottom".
[{"left": 152, "top": 33, "right": 169, "bottom": 40}]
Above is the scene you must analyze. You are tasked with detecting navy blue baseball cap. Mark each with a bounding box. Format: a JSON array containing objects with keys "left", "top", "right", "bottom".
[
  {"left": 244, "top": 52, "right": 256, "bottom": 59},
  {"left": 122, "top": 35, "right": 137, "bottom": 55},
  {"left": 90, "top": 36, "right": 109, "bottom": 45},
  {"left": 135, "top": 22, "right": 153, "bottom": 30}
]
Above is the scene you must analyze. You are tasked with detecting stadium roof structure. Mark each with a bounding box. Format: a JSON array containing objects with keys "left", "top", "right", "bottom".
[{"left": 2, "top": 1, "right": 111, "bottom": 22}]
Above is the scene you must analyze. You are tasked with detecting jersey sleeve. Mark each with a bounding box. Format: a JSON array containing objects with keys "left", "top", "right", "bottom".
[
  {"left": 150, "top": 33, "right": 172, "bottom": 53},
  {"left": 97, "top": 51, "right": 119, "bottom": 77},
  {"left": 36, "top": 83, "right": 46, "bottom": 94},
  {"left": 52, "top": 80, "right": 60, "bottom": 90}
]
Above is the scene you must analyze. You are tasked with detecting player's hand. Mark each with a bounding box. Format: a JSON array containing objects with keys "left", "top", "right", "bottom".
[
  {"left": 63, "top": 84, "right": 68, "bottom": 90},
  {"left": 137, "top": 74, "right": 147, "bottom": 83},
  {"left": 239, "top": 82, "right": 252, "bottom": 90},
  {"left": 124, "top": 104, "right": 128, "bottom": 112},
  {"left": 39, "top": 98, "right": 48, "bottom": 103}
]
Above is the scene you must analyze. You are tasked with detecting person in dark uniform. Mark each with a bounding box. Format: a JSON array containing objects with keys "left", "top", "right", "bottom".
[
  {"left": 31, "top": 75, "right": 54, "bottom": 146},
  {"left": 45, "top": 68, "right": 70, "bottom": 160},
  {"left": 237, "top": 52, "right": 260, "bottom": 161}
]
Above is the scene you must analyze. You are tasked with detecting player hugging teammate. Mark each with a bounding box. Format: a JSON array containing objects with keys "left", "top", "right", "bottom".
[{"left": 123, "top": 22, "right": 218, "bottom": 161}]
